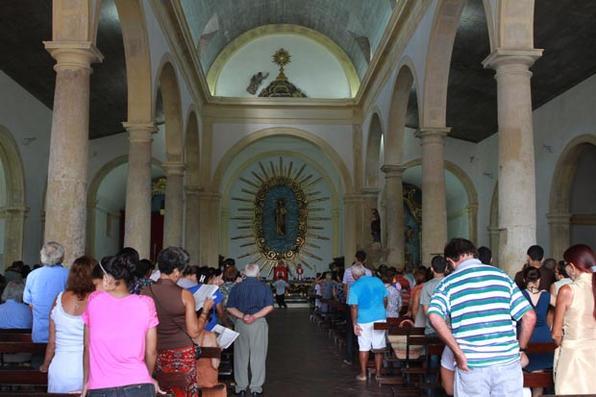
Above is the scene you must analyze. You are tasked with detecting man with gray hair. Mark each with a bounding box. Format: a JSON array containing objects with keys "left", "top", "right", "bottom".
[
  {"left": 23, "top": 242, "right": 69, "bottom": 342},
  {"left": 0, "top": 281, "right": 32, "bottom": 329},
  {"left": 347, "top": 263, "right": 388, "bottom": 381},
  {"left": 226, "top": 263, "right": 274, "bottom": 396}
]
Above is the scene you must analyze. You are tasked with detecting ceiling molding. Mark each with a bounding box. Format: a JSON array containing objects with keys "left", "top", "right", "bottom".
[{"left": 206, "top": 24, "right": 360, "bottom": 97}]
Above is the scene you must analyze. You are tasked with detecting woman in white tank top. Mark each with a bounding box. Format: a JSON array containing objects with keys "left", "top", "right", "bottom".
[{"left": 40, "top": 257, "right": 97, "bottom": 394}]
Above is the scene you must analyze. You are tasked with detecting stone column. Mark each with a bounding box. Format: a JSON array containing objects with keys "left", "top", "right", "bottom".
[
  {"left": 184, "top": 185, "right": 201, "bottom": 264},
  {"left": 547, "top": 212, "right": 571, "bottom": 260},
  {"left": 484, "top": 49, "right": 543, "bottom": 275},
  {"left": 361, "top": 188, "right": 380, "bottom": 247},
  {"left": 381, "top": 165, "right": 405, "bottom": 268},
  {"left": 343, "top": 194, "right": 359, "bottom": 263},
  {"left": 416, "top": 127, "right": 449, "bottom": 264},
  {"left": 163, "top": 162, "right": 185, "bottom": 247},
  {"left": 43, "top": 41, "right": 102, "bottom": 265},
  {"left": 123, "top": 122, "right": 155, "bottom": 259},
  {"left": 488, "top": 226, "right": 500, "bottom": 267}
]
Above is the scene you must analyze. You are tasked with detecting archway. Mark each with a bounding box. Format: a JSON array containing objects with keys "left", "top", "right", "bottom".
[
  {"left": 364, "top": 112, "right": 384, "bottom": 189},
  {"left": 549, "top": 134, "right": 596, "bottom": 259},
  {"left": 0, "top": 126, "right": 26, "bottom": 270},
  {"left": 87, "top": 156, "right": 163, "bottom": 259}
]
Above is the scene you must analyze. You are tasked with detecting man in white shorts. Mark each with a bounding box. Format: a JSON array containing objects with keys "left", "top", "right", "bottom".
[{"left": 347, "top": 264, "right": 388, "bottom": 381}]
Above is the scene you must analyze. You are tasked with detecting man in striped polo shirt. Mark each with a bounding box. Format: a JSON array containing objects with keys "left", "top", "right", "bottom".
[{"left": 428, "top": 238, "right": 537, "bottom": 397}]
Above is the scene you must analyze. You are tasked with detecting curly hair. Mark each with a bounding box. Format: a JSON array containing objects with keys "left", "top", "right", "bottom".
[
  {"left": 67, "top": 256, "right": 97, "bottom": 299},
  {"left": 157, "top": 247, "right": 190, "bottom": 275}
]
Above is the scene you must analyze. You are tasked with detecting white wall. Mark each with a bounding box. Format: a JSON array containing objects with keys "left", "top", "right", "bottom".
[
  {"left": 215, "top": 33, "right": 351, "bottom": 98},
  {"left": 0, "top": 71, "right": 52, "bottom": 265}
]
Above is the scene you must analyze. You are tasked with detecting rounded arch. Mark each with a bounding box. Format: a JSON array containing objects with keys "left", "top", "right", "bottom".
[
  {"left": 184, "top": 110, "right": 200, "bottom": 187},
  {"left": 114, "top": 0, "right": 153, "bottom": 123},
  {"left": 156, "top": 59, "right": 184, "bottom": 162},
  {"left": 386, "top": 61, "right": 418, "bottom": 165},
  {"left": 207, "top": 24, "right": 360, "bottom": 97},
  {"left": 421, "top": 0, "right": 466, "bottom": 128},
  {"left": 548, "top": 134, "right": 596, "bottom": 258},
  {"left": 86, "top": 155, "right": 163, "bottom": 257},
  {"left": 0, "top": 125, "right": 26, "bottom": 268},
  {"left": 212, "top": 127, "right": 353, "bottom": 194},
  {"left": 402, "top": 158, "right": 479, "bottom": 242},
  {"left": 365, "top": 112, "right": 384, "bottom": 188}
]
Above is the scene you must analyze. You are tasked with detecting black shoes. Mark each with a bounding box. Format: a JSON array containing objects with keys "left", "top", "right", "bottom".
[
  {"left": 235, "top": 389, "right": 263, "bottom": 396},
  {"left": 236, "top": 391, "right": 247, "bottom": 397}
]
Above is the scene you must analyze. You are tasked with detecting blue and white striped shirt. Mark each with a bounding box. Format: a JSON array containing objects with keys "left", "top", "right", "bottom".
[{"left": 427, "top": 258, "right": 532, "bottom": 368}]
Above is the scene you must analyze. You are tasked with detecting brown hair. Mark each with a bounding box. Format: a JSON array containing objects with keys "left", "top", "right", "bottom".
[
  {"left": 563, "top": 244, "right": 596, "bottom": 320},
  {"left": 67, "top": 256, "right": 97, "bottom": 300}
]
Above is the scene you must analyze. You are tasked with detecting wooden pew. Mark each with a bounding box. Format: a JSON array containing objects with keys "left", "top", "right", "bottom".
[
  {"left": 523, "top": 342, "right": 557, "bottom": 390},
  {"left": 197, "top": 347, "right": 227, "bottom": 397}
]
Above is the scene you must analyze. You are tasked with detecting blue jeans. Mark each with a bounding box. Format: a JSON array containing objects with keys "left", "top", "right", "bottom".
[
  {"left": 454, "top": 360, "right": 523, "bottom": 397},
  {"left": 87, "top": 383, "right": 155, "bottom": 397}
]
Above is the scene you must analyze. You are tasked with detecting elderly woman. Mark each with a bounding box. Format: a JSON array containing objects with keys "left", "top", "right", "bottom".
[
  {"left": 142, "top": 247, "right": 213, "bottom": 397},
  {"left": 23, "top": 242, "right": 69, "bottom": 343},
  {"left": 40, "top": 256, "right": 96, "bottom": 394},
  {"left": 0, "top": 281, "right": 32, "bottom": 329},
  {"left": 82, "top": 253, "right": 161, "bottom": 396}
]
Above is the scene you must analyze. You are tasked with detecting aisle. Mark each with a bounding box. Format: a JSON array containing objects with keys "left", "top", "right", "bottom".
[{"left": 261, "top": 308, "right": 390, "bottom": 396}]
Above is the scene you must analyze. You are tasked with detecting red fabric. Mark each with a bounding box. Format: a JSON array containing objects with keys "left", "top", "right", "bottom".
[{"left": 156, "top": 346, "right": 199, "bottom": 397}]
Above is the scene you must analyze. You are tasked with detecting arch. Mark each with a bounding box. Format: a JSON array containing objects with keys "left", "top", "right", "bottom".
[
  {"left": 0, "top": 126, "right": 26, "bottom": 268},
  {"left": 364, "top": 112, "right": 384, "bottom": 188},
  {"left": 206, "top": 24, "right": 360, "bottom": 97},
  {"left": 114, "top": 0, "right": 153, "bottom": 123},
  {"left": 386, "top": 62, "right": 417, "bottom": 165},
  {"left": 86, "top": 155, "right": 163, "bottom": 257},
  {"left": 212, "top": 127, "right": 353, "bottom": 194},
  {"left": 421, "top": 0, "right": 466, "bottom": 128},
  {"left": 548, "top": 134, "right": 596, "bottom": 258},
  {"left": 402, "top": 158, "right": 479, "bottom": 242},
  {"left": 184, "top": 110, "right": 201, "bottom": 187},
  {"left": 156, "top": 60, "right": 184, "bottom": 162}
]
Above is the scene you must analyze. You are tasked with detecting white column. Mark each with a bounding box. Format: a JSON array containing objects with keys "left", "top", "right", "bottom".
[
  {"left": 43, "top": 41, "right": 102, "bottom": 265},
  {"left": 417, "top": 127, "right": 449, "bottom": 264},
  {"left": 163, "top": 162, "right": 185, "bottom": 247},
  {"left": 381, "top": 165, "right": 405, "bottom": 268},
  {"left": 484, "top": 49, "right": 542, "bottom": 275},
  {"left": 123, "top": 122, "right": 155, "bottom": 259}
]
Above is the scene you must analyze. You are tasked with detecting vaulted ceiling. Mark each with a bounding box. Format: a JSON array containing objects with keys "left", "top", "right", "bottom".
[{"left": 179, "top": 0, "right": 395, "bottom": 78}]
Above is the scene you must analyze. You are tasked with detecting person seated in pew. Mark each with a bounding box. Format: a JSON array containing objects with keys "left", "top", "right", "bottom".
[
  {"left": 0, "top": 280, "right": 32, "bottom": 329},
  {"left": 420, "top": 256, "right": 448, "bottom": 337},
  {"left": 382, "top": 271, "right": 401, "bottom": 319},
  {"left": 40, "top": 256, "right": 96, "bottom": 394},
  {"left": 82, "top": 253, "right": 163, "bottom": 396}
]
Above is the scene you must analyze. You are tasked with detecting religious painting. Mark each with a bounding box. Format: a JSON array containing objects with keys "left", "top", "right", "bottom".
[
  {"left": 403, "top": 183, "right": 422, "bottom": 268},
  {"left": 230, "top": 157, "right": 331, "bottom": 276}
]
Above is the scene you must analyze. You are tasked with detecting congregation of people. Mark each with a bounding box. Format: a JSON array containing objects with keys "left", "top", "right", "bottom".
[
  {"left": 0, "top": 243, "right": 274, "bottom": 397},
  {"left": 310, "top": 241, "right": 596, "bottom": 396}
]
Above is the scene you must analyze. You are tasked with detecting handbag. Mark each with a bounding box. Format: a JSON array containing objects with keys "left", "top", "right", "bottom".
[{"left": 149, "top": 285, "right": 202, "bottom": 359}]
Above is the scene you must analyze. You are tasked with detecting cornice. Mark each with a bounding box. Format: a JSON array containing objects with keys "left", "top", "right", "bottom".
[{"left": 153, "top": 0, "right": 431, "bottom": 123}]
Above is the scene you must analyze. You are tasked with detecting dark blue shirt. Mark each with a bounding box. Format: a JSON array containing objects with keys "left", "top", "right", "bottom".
[{"left": 226, "top": 277, "right": 274, "bottom": 315}]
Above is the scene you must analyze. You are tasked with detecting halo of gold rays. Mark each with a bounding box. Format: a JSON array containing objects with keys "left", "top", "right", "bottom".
[{"left": 231, "top": 157, "right": 331, "bottom": 277}]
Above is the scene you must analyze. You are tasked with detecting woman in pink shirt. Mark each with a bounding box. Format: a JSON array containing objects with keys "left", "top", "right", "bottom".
[{"left": 82, "top": 254, "right": 163, "bottom": 397}]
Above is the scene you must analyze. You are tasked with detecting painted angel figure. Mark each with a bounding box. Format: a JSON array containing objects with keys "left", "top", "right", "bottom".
[{"left": 247, "top": 72, "right": 269, "bottom": 95}]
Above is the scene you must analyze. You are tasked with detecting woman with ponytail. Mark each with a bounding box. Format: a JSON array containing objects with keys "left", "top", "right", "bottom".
[{"left": 552, "top": 244, "right": 596, "bottom": 395}]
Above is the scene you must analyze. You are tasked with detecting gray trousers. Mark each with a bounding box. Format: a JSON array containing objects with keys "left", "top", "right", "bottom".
[
  {"left": 234, "top": 318, "right": 268, "bottom": 393},
  {"left": 454, "top": 360, "right": 523, "bottom": 397}
]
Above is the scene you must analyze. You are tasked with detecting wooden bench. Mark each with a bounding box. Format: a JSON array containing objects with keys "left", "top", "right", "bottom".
[{"left": 522, "top": 342, "right": 557, "bottom": 390}]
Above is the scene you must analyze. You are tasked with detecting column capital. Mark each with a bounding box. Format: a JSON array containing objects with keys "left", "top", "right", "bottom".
[
  {"left": 381, "top": 164, "right": 404, "bottom": 177},
  {"left": 546, "top": 212, "right": 572, "bottom": 225},
  {"left": 416, "top": 127, "right": 450, "bottom": 143},
  {"left": 162, "top": 161, "right": 185, "bottom": 176},
  {"left": 123, "top": 122, "right": 156, "bottom": 143},
  {"left": 198, "top": 191, "right": 221, "bottom": 201},
  {"left": 361, "top": 187, "right": 381, "bottom": 197},
  {"left": 44, "top": 41, "right": 103, "bottom": 71},
  {"left": 482, "top": 48, "right": 543, "bottom": 70}
]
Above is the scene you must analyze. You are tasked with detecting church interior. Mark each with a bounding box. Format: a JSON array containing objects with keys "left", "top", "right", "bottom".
[{"left": 1, "top": 0, "right": 596, "bottom": 396}]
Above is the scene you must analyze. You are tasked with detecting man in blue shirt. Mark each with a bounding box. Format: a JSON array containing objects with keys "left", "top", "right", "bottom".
[
  {"left": 23, "top": 242, "right": 69, "bottom": 343},
  {"left": 0, "top": 281, "right": 32, "bottom": 329},
  {"left": 347, "top": 264, "right": 388, "bottom": 381},
  {"left": 227, "top": 264, "right": 274, "bottom": 397}
]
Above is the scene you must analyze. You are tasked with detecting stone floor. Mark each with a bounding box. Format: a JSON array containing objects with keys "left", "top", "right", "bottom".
[{"left": 229, "top": 308, "right": 391, "bottom": 396}]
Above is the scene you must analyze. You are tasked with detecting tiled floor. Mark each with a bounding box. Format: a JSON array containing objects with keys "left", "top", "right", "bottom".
[{"left": 229, "top": 308, "right": 391, "bottom": 396}]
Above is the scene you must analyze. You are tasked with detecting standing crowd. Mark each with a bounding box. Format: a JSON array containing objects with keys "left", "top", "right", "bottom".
[{"left": 0, "top": 243, "right": 274, "bottom": 397}]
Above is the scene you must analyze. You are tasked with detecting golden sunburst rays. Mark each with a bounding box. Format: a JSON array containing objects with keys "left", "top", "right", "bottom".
[{"left": 231, "top": 157, "right": 333, "bottom": 273}]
